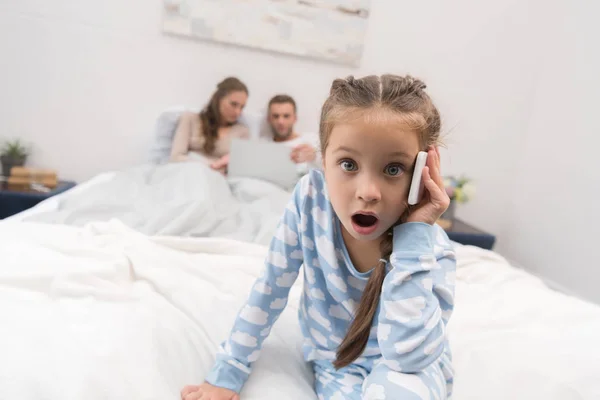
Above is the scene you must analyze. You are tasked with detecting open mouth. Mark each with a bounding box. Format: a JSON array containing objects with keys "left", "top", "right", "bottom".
[{"left": 351, "top": 213, "right": 379, "bottom": 228}]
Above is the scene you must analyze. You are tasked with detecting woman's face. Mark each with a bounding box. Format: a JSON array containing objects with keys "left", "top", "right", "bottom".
[{"left": 219, "top": 91, "right": 248, "bottom": 124}]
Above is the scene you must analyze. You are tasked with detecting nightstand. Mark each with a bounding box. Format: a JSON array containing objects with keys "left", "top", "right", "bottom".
[
  {"left": 444, "top": 218, "right": 496, "bottom": 250},
  {"left": 0, "top": 180, "right": 76, "bottom": 219}
]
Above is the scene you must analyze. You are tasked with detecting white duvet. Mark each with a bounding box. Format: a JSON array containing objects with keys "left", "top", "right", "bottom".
[
  {"left": 0, "top": 221, "right": 599, "bottom": 400},
  {"left": 17, "top": 163, "right": 292, "bottom": 246}
]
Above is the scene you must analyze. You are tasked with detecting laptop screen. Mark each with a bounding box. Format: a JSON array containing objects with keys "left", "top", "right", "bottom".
[{"left": 227, "top": 139, "right": 300, "bottom": 190}]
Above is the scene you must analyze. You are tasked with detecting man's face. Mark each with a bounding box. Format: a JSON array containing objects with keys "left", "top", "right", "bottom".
[{"left": 268, "top": 102, "right": 297, "bottom": 140}]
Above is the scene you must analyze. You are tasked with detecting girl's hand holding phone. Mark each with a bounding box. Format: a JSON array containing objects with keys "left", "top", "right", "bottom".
[{"left": 406, "top": 146, "right": 450, "bottom": 225}]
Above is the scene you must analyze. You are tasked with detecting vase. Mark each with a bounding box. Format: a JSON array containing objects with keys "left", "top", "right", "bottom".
[{"left": 0, "top": 155, "right": 27, "bottom": 177}]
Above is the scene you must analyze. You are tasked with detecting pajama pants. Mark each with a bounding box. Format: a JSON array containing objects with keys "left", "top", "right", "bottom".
[{"left": 313, "top": 353, "right": 453, "bottom": 400}]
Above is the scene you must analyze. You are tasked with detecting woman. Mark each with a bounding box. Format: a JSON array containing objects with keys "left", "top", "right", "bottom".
[{"left": 170, "top": 77, "right": 250, "bottom": 174}]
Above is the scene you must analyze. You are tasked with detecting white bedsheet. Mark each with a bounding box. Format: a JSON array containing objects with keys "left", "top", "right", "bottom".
[
  {"left": 0, "top": 221, "right": 313, "bottom": 399},
  {"left": 13, "top": 163, "right": 292, "bottom": 246},
  {"left": 449, "top": 247, "right": 600, "bottom": 399},
  {"left": 0, "top": 221, "right": 598, "bottom": 399}
]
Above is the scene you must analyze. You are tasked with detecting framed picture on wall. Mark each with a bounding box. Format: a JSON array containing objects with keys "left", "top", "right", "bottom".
[{"left": 162, "top": 0, "right": 371, "bottom": 66}]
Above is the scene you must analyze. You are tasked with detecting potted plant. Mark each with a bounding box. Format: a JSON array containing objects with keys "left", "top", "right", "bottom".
[
  {"left": 442, "top": 175, "right": 476, "bottom": 220},
  {"left": 1, "top": 139, "right": 30, "bottom": 177}
]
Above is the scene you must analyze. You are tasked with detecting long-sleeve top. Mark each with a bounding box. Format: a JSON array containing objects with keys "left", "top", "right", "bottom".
[
  {"left": 169, "top": 111, "right": 249, "bottom": 164},
  {"left": 205, "top": 169, "right": 457, "bottom": 393}
]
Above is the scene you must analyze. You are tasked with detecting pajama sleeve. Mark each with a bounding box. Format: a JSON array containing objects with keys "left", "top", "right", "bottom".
[
  {"left": 204, "top": 182, "right": 306, "bottom": 393},
  {"left": 377, "top": 222, "right": 456, "bottom": 373}
]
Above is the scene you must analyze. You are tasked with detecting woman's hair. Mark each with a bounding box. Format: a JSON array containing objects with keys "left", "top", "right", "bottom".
[
  {"left": 321, "top": 75, "right": 442, "bottom": 370},
  {"left": 199, "top": 77, "right": 248, "bottom": 154}
]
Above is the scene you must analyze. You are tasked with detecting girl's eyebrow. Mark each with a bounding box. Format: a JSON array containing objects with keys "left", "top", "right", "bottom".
[
  {"left": 332, "top": 146, "right": 358, "bottom": 155},
  {"left": 388, "top": 151, "right": 413, "bottom": 160},
  {"left": 333, "top": 146, "right": 413, "bottom": 161}
]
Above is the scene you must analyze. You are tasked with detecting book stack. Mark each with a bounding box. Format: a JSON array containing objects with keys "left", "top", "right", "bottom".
[{"left": 7, "top": 167, "right": 58, "bottom": 190}]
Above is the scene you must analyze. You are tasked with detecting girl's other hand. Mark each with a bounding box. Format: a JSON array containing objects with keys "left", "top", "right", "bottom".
[
  {"left": 181, "top": 383, "right": 240, "bottom": 400},
  {"left": 406, "top": 146, "right": 450, "bottom": 225}
]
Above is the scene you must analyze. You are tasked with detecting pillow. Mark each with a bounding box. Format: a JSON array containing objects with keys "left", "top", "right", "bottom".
[
  {"left": 148, "top": 106, "right": 191, "bottom": 164},
  {"left": 238, "top": 111, "right": 271, "bottom": 140}
]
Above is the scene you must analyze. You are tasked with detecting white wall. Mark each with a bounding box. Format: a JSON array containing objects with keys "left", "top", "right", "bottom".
[
  {"left": 502, "top": 0, "right": 600, "bottom": 303},
  {"left": 2, "top": 1, "right": 595, "bottom": 299},
  {"left": 0, "top": 0, "right": 351, "bottom": 180},
  {"left": 0, "top": 0, "right": 538, "bottom": 233},
  {"left": 0, "top": 0, "right": 535, "bottom": 187}
]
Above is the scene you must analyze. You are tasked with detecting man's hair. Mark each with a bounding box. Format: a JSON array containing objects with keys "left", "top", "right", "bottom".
[{"left": 268, "top": 94, "right": 297, "bottom": 112}]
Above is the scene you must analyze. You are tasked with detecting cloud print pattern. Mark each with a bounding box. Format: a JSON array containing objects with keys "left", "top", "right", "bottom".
[{"left": 205, "top": 170, "right": 456, "bottom": 399}]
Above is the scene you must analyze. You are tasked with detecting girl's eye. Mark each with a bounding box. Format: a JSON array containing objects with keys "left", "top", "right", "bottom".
[
  {"left": 385, "top": 164, "right": 404, "bottom": 176},
  {"left": 340, "top": 160, "right": 357, "bottom": 172}
]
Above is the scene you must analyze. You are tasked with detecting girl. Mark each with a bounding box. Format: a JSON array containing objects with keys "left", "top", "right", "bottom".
[{"left": 182, "top": 75, "right": 456, "bottom": 400}]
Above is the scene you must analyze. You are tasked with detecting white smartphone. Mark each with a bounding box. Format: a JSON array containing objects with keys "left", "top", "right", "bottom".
[{"left": 408, "top": 151, "right": 428, "bottom": 205}]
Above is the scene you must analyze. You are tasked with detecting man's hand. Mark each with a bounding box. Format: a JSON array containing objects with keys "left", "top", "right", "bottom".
[{"left": 290, "top": 143, "right": 317, "bottom": 164}]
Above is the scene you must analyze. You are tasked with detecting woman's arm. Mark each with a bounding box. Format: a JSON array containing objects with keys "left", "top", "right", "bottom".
[
  {"left": 204, "top": 179, "right": 307, "bottom": 393},
  {"left": 170, "top": 113, "right": 194, "bottom": 162},
  {"left": 208, "top": 124, "right": 249, "bottom": 173},
  {"left": 377, "top": 222, "right": 456, "bottom": 373}
]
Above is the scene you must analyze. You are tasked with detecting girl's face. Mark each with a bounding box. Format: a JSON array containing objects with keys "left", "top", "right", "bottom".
[
  {"left": 219, "top": 91, "right": 248, "bottom": 124},
  {"left": 323, "top": 111, "right": 421, "bottom": 242}
]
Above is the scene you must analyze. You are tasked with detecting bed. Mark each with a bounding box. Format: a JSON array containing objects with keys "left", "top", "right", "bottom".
[
  {"left": 0, "top": 218, "right": 599, "bottom": 400},
  {"left": 1, "top": 119, "right": 599, "bottom": 398},
  {"left": 5, "top": 106, "right": 284, "bottom": 238}
]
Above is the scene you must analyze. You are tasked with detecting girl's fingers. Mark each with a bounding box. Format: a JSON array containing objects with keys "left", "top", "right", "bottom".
[
  {"left": 181, "top": 386, "right": 198, "bottom": 397},
  {"left": 184, "top": 392, "right": 203, "bottom": 400},
  {"left": 427, "top": 146, "right": 444, "bottom": 189},
  {"left": 423, "top": 167, "right": 447, "bottom": 207},
  {"left": 427, "top": 150, "right": 444, "bottom": 189},
  {"left": 433, "top": 147, "right": 445, "bottom": 189},
  {"left": 182, "top": 392, "right": 197, "bottom": 400}
]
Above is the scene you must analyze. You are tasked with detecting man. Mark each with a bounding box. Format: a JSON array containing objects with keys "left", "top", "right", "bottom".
[
  {"left": 211, "top": 95, "right": 320, "bottom": 173},
  {"left": 266, "top": 95, "right": 320, "bottom": 169}
]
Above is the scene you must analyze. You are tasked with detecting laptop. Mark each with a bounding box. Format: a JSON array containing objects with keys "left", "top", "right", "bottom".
[{"left": 227, "top": 138, "right": 300, "bottom": 190}]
